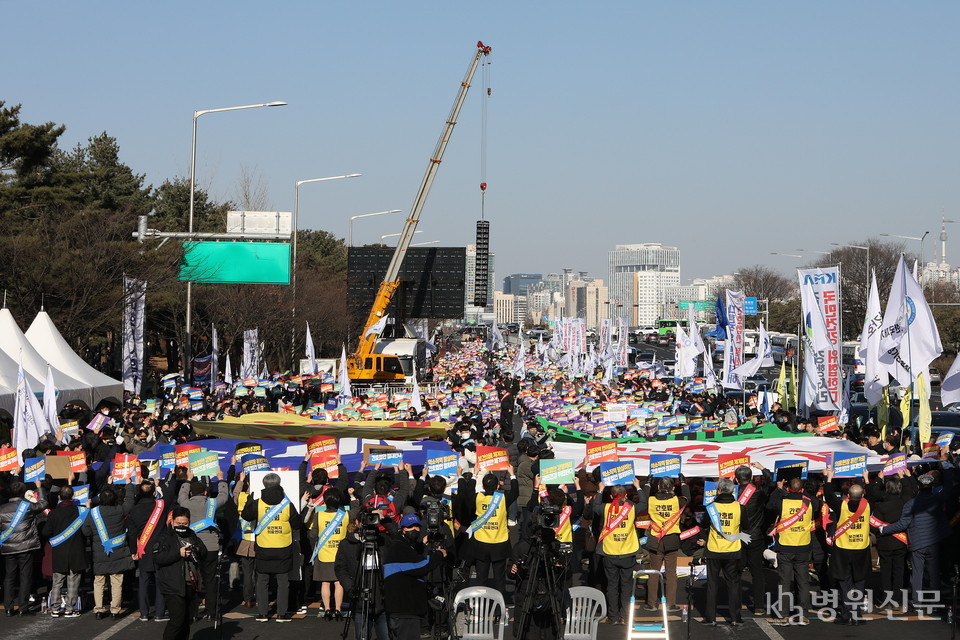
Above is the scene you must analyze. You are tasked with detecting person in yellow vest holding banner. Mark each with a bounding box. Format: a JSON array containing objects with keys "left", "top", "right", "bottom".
[
  {"left": 823, "top": 468, "right": 871, "bottom": 625},
  {"left": 307, "top": 488, "right": 349, "bottom": 620},
  {"left": 239, "top": 472, "right": 303, "bottom": 622},
  {"left": 586, "top": 479, "right": 641, "bottom": 625},
  {"left": 637, "top": 476, "right": 691, "bottom": 612},
  {"left": 766, "top": 476, "right": 820, "bottom": 625},
  {"left": 697, "top": 478, "right": 750, "bottom": 626},
  {"left": 456, "top": 466, "right": 518, "bottom": 596}
]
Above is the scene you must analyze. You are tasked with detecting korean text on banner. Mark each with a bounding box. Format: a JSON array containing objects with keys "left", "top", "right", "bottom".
[
  {"left": 112, "top": 454, "right": 139, "bottom": 483},
  {"left": 475, "top": 446, "right": 510, "bottom": 472},
  {"left": 649, "top": 454, "right": 682, "bottom": 477},
  {"left": 883, "top": 453, "right": 907, "bottom": 477},
  {"left": 175, "top": 444, "right": 202, "bottom": 467},
  {"left": 774, "top": 459, "right": 809, "bottom": 480},
  {"left": 798, "top": 267, "right": 842, "bottom": 410},
  {"left": 188, "top": 451, "right": 220, "bottom": 477},
  {"left": 600, "top": 460, "right": 635, "bottom": 485},
  {"left": 540, "top": 459, "right": 575, "bottom": 485},
  {"left": 831, "top": 452, "right": 867, "bottom": 478},
  {"left": 364, "top": 445, "right": 403, "bottom": 468},
  {"left": 718, "top": 453, "right": 750, "bottom": 478},
  {"left": 57, "top": 450, "right": 86, "bottom": 474},
  {"left": 310, "top": 450, "right": 339, "bottom": 478},
  {"left": 426, "top": 450, "right": 459, "bottom": 476},
  {"left": 816, "top": 416, "right": 840, "bottom": 434},
  {"left": 23, "top": 457, "right": 45, "bottom": 482},
  {"left": 240, "top": 453, "right": 270, "bottom": 473},
  {"left": 0, "top": 448, "right": 17, "bottom": 472},
  {"left": 307, "top": 435, "right": 338, "bottom": 457},
  {"left": 235, "top": 442, "right": 264, "bottom": 458},
  {"left": 585, "top": 440, "right": 617, "bottom": 467}
]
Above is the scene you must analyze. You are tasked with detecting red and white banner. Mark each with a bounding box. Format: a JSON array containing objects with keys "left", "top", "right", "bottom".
[{"left": 798, "top": 267, "right": 842, "bottom": 410}]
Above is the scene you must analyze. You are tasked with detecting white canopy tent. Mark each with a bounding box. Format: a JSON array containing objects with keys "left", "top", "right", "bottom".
[
  {"left": 0, "top": 308, "right": 92, "bottom": 410},
  {"left": 25, "top": 310, "right": 123, "bottom": 406},
  {"left": 0, "top": 347, "right": 46, "bottom": 414}
]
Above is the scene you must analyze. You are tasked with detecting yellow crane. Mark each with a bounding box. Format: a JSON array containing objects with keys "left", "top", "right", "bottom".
[{"left": 348, "top": 41, "right": 492, "bottom": 382}]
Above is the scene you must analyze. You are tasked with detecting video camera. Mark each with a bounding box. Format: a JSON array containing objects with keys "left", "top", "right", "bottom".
[
  {"left": 424, "top": 498, "right": 450, "bottom": 534},
  {"left": 535, "top": 502, "right": 561, "bottom": 530},
  {"left": 358, "top": 507, "right": 382, "bottom": 541}
]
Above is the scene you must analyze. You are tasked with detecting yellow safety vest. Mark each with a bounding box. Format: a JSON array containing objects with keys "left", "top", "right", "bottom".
[
  {"left": 236, "top": 493, "right": 255, "bottom": 542},
  {"left": 554, "top": 505, "right": 573, "bottom": 544},
  {"left": 255, "top": 499, "right": 292, "bottom": 549},
  {"left": 834, "top": 501, "right": 870, "bottom": 551},
  {"left": 707, "top": 501, "right": 742, "bottom": 554},
  {"left": 474, "top": 493, "right": 508, "bottom": 544},
  {"left": 777, "top": 497, "right": 813, "bottom": 547},
  {"left": 600, "top": 502, "right": 639, "bottom": 556},
  {"left": 313, "top": 509, "right": 348, "bottom": 562},
  {"left": 648, "top": 496, "right": 681, "bottom": 537}
]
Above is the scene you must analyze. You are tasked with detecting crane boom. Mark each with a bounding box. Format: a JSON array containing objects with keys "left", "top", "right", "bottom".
[{"left": 348, "top": 41, "right": 491, "bottom": 382}]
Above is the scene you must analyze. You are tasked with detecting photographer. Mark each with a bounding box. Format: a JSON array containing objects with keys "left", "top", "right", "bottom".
[
  {"left": 534, "top": 481, "right": 583, "bottom": 584},
  {"left": 334, "top": 515, "right": 389, "bottom": 640},
  {"left": 153, "top": 506, "right": 207, "bottom": 640},
  {"left": 382, "top": 514, "right": 446, "bottom": 640}
]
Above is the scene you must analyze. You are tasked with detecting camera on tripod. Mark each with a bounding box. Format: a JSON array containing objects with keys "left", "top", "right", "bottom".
[
  {"left": 424, "top": 498, "right": 449, "bottom": 534},
  {"left": 358, "top": 507, "right": 382, "bottom": 541},
  {"left": 535, "top": 503, "right": 561, "bottom": 530}
]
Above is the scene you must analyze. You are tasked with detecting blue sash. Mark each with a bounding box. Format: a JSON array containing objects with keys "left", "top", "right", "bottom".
[
  {"left": 254, "top": 497, "right": 291, "bottom": 535},
  {"left": 51, "top": 508, "right": 89, "bottom": 547},
  {"left": 705, "top": 501, "right": 724, "bottom": 535},
  {"left": 0, "top": 501, "right": 30, "bottom": 544},
  {"left": 190, "top": 498, "right": 218, "bottom": 532},
  {"left": 90, "top": 507, "right": 127, "bottom": 555},
  {"left": 311, "top": 509, "right": 346, "bottom": 561},
  {"left": 467, "top": 491, "right": 503, "bottom": 537}
]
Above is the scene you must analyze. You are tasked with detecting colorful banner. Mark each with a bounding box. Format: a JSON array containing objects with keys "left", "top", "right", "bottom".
[
  {"left": 307, "top": 435, "right": 338, "bottom": 457},
  {"left": 112, "top": 453, "right": 139, "bottom": 483},
  {"left": 816, "top": 416, "right": 840, "bottom": 434},
  {"left": 829, "top": 451, "right": 867, "bottom": 478},
  {"left": 883, "top": 452, "right": 907, "bottom": 477},
  {"left": 774, "top": 459, "right": 809, "bottom": 480},
  {"left": 240, "top": 452, "right": 270, "bottom": 473},
  {"left": 188, "top": 451, "right": 220, "bottom": 477},
  {"left": 718, "top": 453, "right": 749, "bottom": 478},
  {"left": 649, "top": 454, "right": 681, "bottom": 477},
  {"left": 87, "top": 413, "right": 111, "bottom": 432},
  {"left": 540, "top": 458, "right": 575, "bottom": 485},
  {"left": 364, "top": 445, "right": 403, "bottom": 467},
  {"left": 73, "top": 484, "right": 89, "bottom": 504},
  {"left": 156, "top": 444, "right": 176, "bottom": 469},
  {"left": 936, "top": 432, "right": 954, "bottom": 448},
  {"left": 192, "top": 413, "right": 448, "bottom": 441},
  {"left": 585, "top": 440, "right": 618, "bottom": 467},
  {"left": 475, "top": 446, "right": 510, "bottom": 472},
  {"left": 600, "top": 460, "right": 635, "bottom": 485},
  {"left": 57, "top": 450, "right": 87, "bottom": 474},
  {"left": 798, "top": 267, "right": 842, "bottom": 410},
  {"left": 235, "top": 442, "right": 264, "bottom": 458},
  {"left": 722, "top": 290, "right": 745, "bottom": 388},
  {"left": 23, "top": 457, "right": 45, "bottom": 482},
  {"left": 175, "top": 444, "right": 202, "bottom": 467},
  {"left": 426, "top": 449, "right": 459, "bottom": 476},
  {"left": 310, "top": 449, "right": 340, "bottom": 478}
]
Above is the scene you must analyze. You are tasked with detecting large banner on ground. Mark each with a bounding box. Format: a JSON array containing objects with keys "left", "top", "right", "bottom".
[{"left": 191, "top": 412, "right": 448, "bottom": 441}]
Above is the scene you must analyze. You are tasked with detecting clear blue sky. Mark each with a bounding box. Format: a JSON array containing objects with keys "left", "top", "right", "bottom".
[{"left": 7, "top": 2, "right": 960, "bottom": 285}]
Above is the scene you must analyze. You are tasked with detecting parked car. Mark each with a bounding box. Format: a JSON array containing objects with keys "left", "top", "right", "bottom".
[{"left": 929, "top": 367, "right": 942, "bottom": 386}]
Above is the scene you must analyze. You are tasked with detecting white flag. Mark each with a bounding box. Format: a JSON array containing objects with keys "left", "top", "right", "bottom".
[
  {"left": 616, "top": 317, "right": 628, "bottom": 367},
  {"left": 411, "top": 364, "right": 423, "bottom": 414},
  {"left": 858, "top": 270, "right": 888, "bottom": 406},
  {"left": 305, "top": 322, "right": 318, "bottom": 375},
  {"left": 878, "top": 256, "right": 943, "bottom": 385},
  {"left": 703, "top": 352, "right": 717, "bottom": 390},
  {"left": 337, "top": 344, "right": 352, "bottom": 402},
  {"left": 512, "top": 345, "right": 526, "bottom": 379},
  {"left": 674, "top": 324, "right": 698, "bottom": 378},
  {"left": 731, "top": 322, "right": 772, "bottom": 380},
  {"left": 241, "top": 329, "right": 258, "bottom": 379},
  {"left": 122, "top": 277, "right": 146, "bottom": 395},
  {"left": 42, "top": 365, "right": 59, "bottom": 437},
  {"left": 487, "top": 322, "right": 506, "bottom": 351},
  {"left": 364, "top": 315, "right": 389, "bottom": 338},
  {"left": 940, "top": 356, "right": 960, "bottom": 407},
  {"left": 14, "top": 361, "right": 55, "bottom": 461},
  {"left": 224, "top": 356, "right": 233, "bottom": 386},
  {"left": 211, "top": 325, "right": 219, "bottom": 389}
]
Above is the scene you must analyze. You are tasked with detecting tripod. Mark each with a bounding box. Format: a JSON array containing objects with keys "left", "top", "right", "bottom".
[
  {"left": 514, "top": 532, "right": 566, "bottom": 640},
  {"left": 342, "top": 535, "right": 383, "bottom": 640}
]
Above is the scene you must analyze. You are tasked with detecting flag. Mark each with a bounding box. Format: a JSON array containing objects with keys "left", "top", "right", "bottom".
[
  {"left": 409, "top": 318, "right": 436, "bottom": 354},
  {"left": 305, "top": 322, "right": 318, "bottom": 375},
  {"left": 336, "top": 344, "right": 352, "bottom": 402},
  {"left": 721, "top": 290, "right": 745, "bottom": 389},
  {"left": 859, "top": 270, "right": 888, "bottom": 406},
  {"left": 731, "top": 321, "right": 772, "bottom": 380},
  {"left": 487, "top": 322, "right": 506, "bottom": 351},
  {"left": 364, "top": 315, "right": 389, "bottom": 339},
  {"left": 707, "top": 295, "right": 727, "bottom": 340},
  {"left": 224, "top": 356, "right": 233, "bottom": 386},
  {"left": 878, "top": 386, "right": 890, "bottom": 439},
  {"left": 411, "top": 364, "right": 423, "bottom": 414},
  {"left": 917, "top": 372, "right": 931, "bottom": 445},
  {"left": 798, "top": 267, "right": 841, "bottom": 411},
  {"left": 879, "top": 256, "right": 943, "bottom": 386},
  {"left": 775, "top": 359, "right": 787, "bottom": 401},
  {"left": 899, "top": 387, "right": 911, "bottom": 440},
  {"left": 616, "top": 317, "right": 628, "bottom": 367},
  {"left": 14, "top": 361, "right": 56, "bottom": 463},
  {"left": 941, "top": 356, "right": 960, "bottom": 407},
  {"left": 702, "top": 353, "right": 717, "bottom": 390},
  {"left": 241, "top": 329, "right": 258, "bottom": 380},
  {"left": 211, "top": 325, "right": 219, "bottom": 389},
  {"left": 42, "top": 365, "right": 58, "bottom": 437},
  {"left": 838, "top": 370, "right": 852, "bottom": 426},
  {"left": 122, "top": 276, "right": 146, "bottom": 394},
  {"left": 674, "top": 324, "right": 698, "bottom": 378},
  {"left": 512, "top": 345, "right": 526, "bottom": 379}
]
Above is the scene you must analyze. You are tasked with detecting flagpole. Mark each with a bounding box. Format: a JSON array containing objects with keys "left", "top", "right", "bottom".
[
  {"left": 837, "top": 260, "right": 844, "bottom": 418},
  {"left": 901, "top": 255, "right": 915, "bottom": 450}
]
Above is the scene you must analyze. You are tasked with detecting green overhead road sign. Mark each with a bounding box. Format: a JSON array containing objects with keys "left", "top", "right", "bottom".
[
  {"left": 179, "top": 241, "right": 291, "bottom": 284},
  {"left": 679, "top": 301, "right": 712, "bottom": 312}
]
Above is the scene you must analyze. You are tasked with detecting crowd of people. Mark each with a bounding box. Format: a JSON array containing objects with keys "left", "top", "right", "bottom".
[{"left": 0, "top": 334, "right": 957, "bottom": 639}]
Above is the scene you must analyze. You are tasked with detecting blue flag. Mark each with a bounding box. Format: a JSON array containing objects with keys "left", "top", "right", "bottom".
[{"left": 707, "top": 295, "right": 727, "bottom": 340}]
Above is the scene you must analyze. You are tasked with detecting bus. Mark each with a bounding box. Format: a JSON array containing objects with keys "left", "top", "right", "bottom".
[
  {"left": 657, "top": 319, "right": 679, "bottom": 335},
  {"left": 770, "top": 333, "right": 798, "bottom": 364},
  {"left": 841, "top": 341, "right": 865, "bottom": 375}
]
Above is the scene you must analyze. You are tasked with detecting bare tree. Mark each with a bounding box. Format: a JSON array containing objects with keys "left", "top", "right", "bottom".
[
  {"left": 234, "top": 164, "right": 270, "bottom": 212},
  {"left": 732, "top": 265, "right": 796, "bottom": 302}
]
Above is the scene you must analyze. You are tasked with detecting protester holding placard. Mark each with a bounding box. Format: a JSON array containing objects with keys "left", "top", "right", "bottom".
[
  {"left": 456, "top": 464, "right": 518, "bottom": 596},
  {"left": 1, "top": 480, "right": 48, "bottom": 616},
  {"left": 823, "top": 466, "right": 871, "bottom": 625},
  {"left": 232, "top": 472, "right": 258, "bottom": 609},
  {"left": 177, "top": 471, "right": 229, "bottom": 618},
  {"left": 81, "top": 482, "right": 136, "bottom": 619},
  {"left": 636, "top": 476, "right": 691, "bottom": 612},
  {"left": 734, "top": 462, "right": 775, "bottom": 615},
  {"left": 586, "top": 479, "right": 641, "bottom": 625},
  {"left": 127, "top": 478, "right": 175, "bottom": 622},
  {"left": 305, "top": 488, "right": 349, "bottom": 620},
  {"left": 698, "top": 477, "right": 748, "bottom": 627},
  {"left": 767, "top": 477, "right": 820, "bottom": 625}
]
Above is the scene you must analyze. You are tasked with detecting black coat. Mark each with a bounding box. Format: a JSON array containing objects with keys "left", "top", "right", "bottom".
[
  {"left": 42, "top": 501, "right": 88, "bottom": 573},
  {"left": 0, "top": 495, "right": 47, "bottom": 555},
  {"left": 152, "top": 525, "right": 208, "bottom": 596},
  {"left": 382, "top": 534, "right": 442, "bottom": 616},
  {"left": 81, "top": 483, "right": 136, "bottom": 574},
  {"left": 127, "top": 495, "right": 174, "bottom": 571},
  {"left": 239, "top": 486, "right": 302, "bottom": 574}
]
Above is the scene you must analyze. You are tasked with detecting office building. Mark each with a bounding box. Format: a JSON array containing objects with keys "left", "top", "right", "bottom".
[{"left": 607, "top": 243, "right": 680, "bottom": 326}]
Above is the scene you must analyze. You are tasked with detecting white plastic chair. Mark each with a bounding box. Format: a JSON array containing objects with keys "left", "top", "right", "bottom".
[
  {"left": 564, "top": 586, "right": 606, "bottom": 640},
  {"left": 452, "top": 586, "right": 508, "bottom": 640}
]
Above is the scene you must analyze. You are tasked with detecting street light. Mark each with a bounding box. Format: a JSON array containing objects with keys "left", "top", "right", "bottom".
[
  {"left": 830, "top": 243, "right": 871, "bottom": 278},
  {"left": 795, "top": 248, "right": 831, "bottom": 255},
  {"left": 349, "top": 210, "right": 403, "bottom": 247},
  {"left": 185, "top": 100, "right": 287, "bottom": 371},
  {"left": 770, "top": 252, "right": 803, "bottom": 258},
  {"left": 880, "top": 232, "right": 929, "bottom": 284},
  {"left": 410, "top": 240, "right": 441, "bottom": 246},
  {"left": 380, "top": 230, "right": 423, "bottom": 244},
  {"left": 292, "top": 173, "right": 362, "bottom": 368}
]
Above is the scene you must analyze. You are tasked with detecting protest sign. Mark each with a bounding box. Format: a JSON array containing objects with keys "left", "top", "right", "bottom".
[
  {"left": 0, "top": 448, "right": 17, "bottom": 472},
  {"left": 718, "top": 453, "right": 750, "bottom": 478},
  {"left": 240, "top": 452, "right": 271, "bottom": 473},
  {"left": 600, "top": 460, "right": 635, "bottom": 485},
  {"left": 44, "top": 455, "right": 72, "bottom": 480},
  {"left": 649, "top": 454, "right": 682, "bottom": 477},
  {"left": 774, "top": 459, "right": 808, "bottom": 481},
  {"left": 426, "top": 449, "right": 459, "bottom": 476},
  {"left": 60, "top": 420, "right": 79, "bottom": 440},
  {"left": 235, "top": 442, "right": 264, "bottom": 458},
  {"left": 936, "top": 432, "right": 954, "bottom": 448},
  {"left": 540, "top": 459, "right": 575, "bottom": 485},
  {"left": 829, "top": 451, "right": 867, "bottom": 478},
  {"left": 175, "top": 444, "right": 202, "bottom": 467},
  {"left": 188, "top": 451, "right": 220, "bottom": 477},
  {"left": 23, "top": 457, "right": 45, "bottom": 482},
  {"left": 310, "top": 449, "right": 340, "bottom": 478},
  {"left": 155, "top": 444, "right": 176, "bottom": 469},
  {"left": 363, "top": 444, "right": 403, "bottom": 468},
  {"left": 816, "top": 416, "right": 840, "bottom": 434},
  {"left": 87, "top": 413, "right": 111, "bottom": 432},
  {"left": 475, "top": 446, "right": 510, "bottom": 472},
  {"left": 585, "top": 440, "right": 617, "bottom": 467},
  {"left": 56, "top": 450, "right": 86, "bottom": 474},
  {"left": 307, "top": 435, "right": 338, "bottom": 457},
  {"left": 73, "top": 484, "right": 89, "bottom": 504},
  {"left": 112, "top": 454, "right": 139, "bottom": 483},
  {"left": 883, "top": 452, "right": 907, "bottom": 477},
  {"left": 922, "top": 442, "right": 939, "bottom": 459}
]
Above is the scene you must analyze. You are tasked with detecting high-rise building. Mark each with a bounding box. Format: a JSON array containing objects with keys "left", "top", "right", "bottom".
[
  {"left": 607, "top": 243, "right": 680, "bottom": 326},
  {"left": 465, "top": 244, "right": 496, "bottom": 308},
  {"left": 503, "top": 273, "right": 543, "bottom": 296}
]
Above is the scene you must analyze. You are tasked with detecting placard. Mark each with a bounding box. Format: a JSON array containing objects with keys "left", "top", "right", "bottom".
[
  {"left": 363, "top": 444, "right": 403, "bottom": 468},
  {"left": 816, "top": 416, "right": 840, "bottom": 434},
  {"left": 718, "top": 453, "right": 750, "bottom": 478},
  {"left": 883, "top": 452, "right": 907, "bottom": 477},
  {"left": 23, "top": 457, "right": 45, "bottom": 482},
  {"left": 87, "top": 413, "right": 112, "bottom": 432},
  {"left": 310, "top": 449, "right": 340, "bottom": 478},
  {"left": 830, "top": 451, "right": 866, "bottom": 478},
  {"left": 0, "top": 448, "right": 17, "bottom": 472},
  {"left": 475, "top": 446, "right": 510, "bottom": 472},
  {"left": 45, "top": 455, "right": 74, "bottom": 480},
  {"left": 585, "top": 440, "right": 617, "bottom": 467},
  {"left": 156, "top": 444, "right": 176, "bottom": 469},
  {"left": 188, "top": 451, "right": 220, "bottom": 477},
  {"left": 307, "top": 435, "right": 338, "bottom": 457},
  {"left": 248, "top": 469, "right": 299, "bottom": 504},
  {"left": 73, "top": 484, "right": 89, "bottom": 504},
  {"left": 922, "top": 442, "right": 939, "bottom": 459},
  {"left": 426, "top": 450, "right": 459, "bottom": 476},
  {"left": 600, "top": 460, "right": 635, "bottom": 485},
  {"left": 175, "top": 444, "right": 202, "bottom": 467},
  {"left": 56, "top": 451, "right": 87, "bottom": 474},
  {"left": 235, "top": 442, "right": 264, "bottom": 458},
  {"left": 649, "top": 454, "right": 681, "bottom": 477},
  {"left": 240, "top": 452, "right": 270, "bottom": 473},
  {"left": 936, "top": 432, "right": 955, "bottom": 448},
  {"left": 112, "top": 453, "right": 139, "bottom": 483},
  {"left": 540, "top": 459, "right": 575, "bottom": 485},
  {"left": 774, "top": 459, "right": 809, "bottom": 481}
]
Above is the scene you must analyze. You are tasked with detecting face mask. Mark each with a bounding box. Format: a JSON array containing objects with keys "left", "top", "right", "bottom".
[
  {"left": 403, "top": 529, "right": 421, "bottom": 543},
  {"left": 173, "top": 526, "right": 190, "bottom": 537}
]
